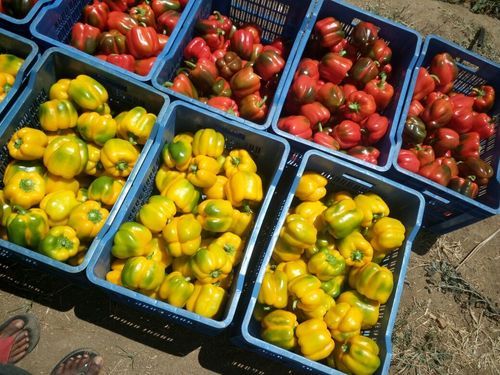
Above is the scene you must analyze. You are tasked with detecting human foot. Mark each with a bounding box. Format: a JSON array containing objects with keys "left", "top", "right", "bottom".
[
  {"left": 51, "top": 349, "right": 103, "bottom": 375},
  {"left": 0, "top": 314, "right": 40, "bottom": 364}
]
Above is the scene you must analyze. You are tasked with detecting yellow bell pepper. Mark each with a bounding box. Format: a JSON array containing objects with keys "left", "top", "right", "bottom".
[
  {"left": 228, "top": 209, "right": 254, "bottom": 237},
  {"left": 45, "top": 173, "right": 80, "bottom": 194},
  {"left": 337, "top": 231, "right": 373, "bottom": 268},
  {"left": 332, "top": 335, "right": 380, "bottom": 375},
  {"left": 115, "top": 107, "right": 156, "bottom": 145},
  {"left": 67, "top": 200, "right": 109, "bottom": 240},
  {"left": 225, "top": 171, "right": 263, "bottom": 208},
  {"left": 162, "top": 214, "right": 202, "bottom": 257},
  {"left": 39, "top": 99, "right": 79, "bottom": 132},
  {"left": 155, "top": 165, "right": 177, "bottom": 191},
  {"left": 3, "top": 160, "right": 45, "bottom": 186},
  {"left": 203, "top": 175, "right": 227, "bottom": 200},
  {"left": 111, "top": 221, "right": 152, "bottom": 259},
  {"left": 185, "top": 282, "right": 227, "bottom": 319},
  {"left": 77, "top": 112, "right": 117, "bottom": 146},
  {"left": 67, "top": 250, "right": 87, "bottom": 266},
  {"left": 68, "top": 75, "right": 108, "bottom": 111},
  {"left": 307, "top": 248, "right": 346, "bottom": 281},
  {"left": 325, "top": 190, "right": 353, "bottom": 206},
  {"left": 0, "top": 190, "right": 12, "bottom": 227},
  {"left": 192, "top": 128, "right": 225, "bottom": 158},
  {"left": 4, "top": 171, "right": 46, "bottom": 209},
  {"left": 85, "top": 143, "right": 103, "bottom": 176},
  {"left": 258, "top": 269, "right": 288, "bottom": 309},
  {"left": 354, "top": 193, "right": 390, "bottom": 228},
  {"left": 324, "top": 302, "right": 363, "bottom": 342},
  {"left": 295, "top": 172, "right": 327, "bottom": 202},
  {"left": 223, "top": 149, "right": 257, "bottom": 177},
  {"left": 275, "top": 259, "right": 308, "bottom": 281},
  {"left": 88, "top": 176, "right": 124, "bottom": 207},
  {"left": 0, "top": 72, "right": 14, "bottom": 101},
  {"left": 337, "top": 290, "right": 380, "bottom": 329},
  {"left": 288, "top": 274, "right": 334, "bottom": 320},
  {"left": 76, "top": 188, "right": 88, "bottom": 203},
  {"left": 296, "top": 318, "right": 335, "bottom": 361},
  {"left": 159, "top": 173, "right": 200, "bottom": 214},
  {"left": 45, "top": 129, "right": 77, "bottom": 144},
  {"left": 348, "top": 262, "right": 394, "bottom": 304},
  {"left": 187, "top": 155, "right": 220, "bottom": 188},
  {"left": 294, "top": 201, "right": 326, "bottom": 231},
  {"left": 49, "top": 78, "right": 71, "bottom": 100},
  {"left": 172, "top": 255, "right": 195, "bottom": 278},
  {"left": 366, "top": 217, "right": 406, "bottom": 262},
  {"left": 39, "top": 190, "right": 80, "bottom": 226},
  {"left": 260, "top": 310, "right": 298, "bottom": 350},
  {"left": 8, "top": 128, "right": 48, "bottom": 161},
  {"left": 279, "top": 214, "right": 317, "bottom": 249},
  {"left": 196, "top": 199, "right": 234, "bottom": 232},
  {"left": 0, "top": 54, "right": 24, "bottom": 76},
  {"left": 189, "top": 243, "right": 232, "bottom": 284},
  {"left": 146, "top": 237, "right": 172, "bottom": 269},
  {"left": 121, "top": 255, "right": 165, "bottom": 291},
  {"left": 100, "top": 138, "right": 139, "bottom": 177},
  {"left": 111, "top": 257, "right": 127, "bottom": 271},
  {"left": 212, "top": 232, "right": 244, "bottom": 266},
  {"left": 158, "top": 271, "right": 195, "bottom": 308},
  {"left": 272, "top": 238, "right": 303, "bottom": 263},
  {"left": 162, "top": 133, "right": 193, "bottom": 171},
  {"left": 44, "top": 135, "right": 89, "bottom": 179},
  {"left": 106, "top": 269, "right": 122, "bottom": 286},
  {"left": 138, "top": 195, "right": 176, "bottom": 233},
  {"left": 304, "top": 232, "right": 336, "bottom": 259},
  {"left": 38, "top": 225, "right": 80, "bottom": 262}
]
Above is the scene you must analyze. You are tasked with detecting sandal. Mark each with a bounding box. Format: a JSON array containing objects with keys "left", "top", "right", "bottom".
[
  {"left": 0, "top": 313, "right": 40, "bottom": 364},
  {"left": 50, "top": 348, "right": 103, "bottom": 375}
]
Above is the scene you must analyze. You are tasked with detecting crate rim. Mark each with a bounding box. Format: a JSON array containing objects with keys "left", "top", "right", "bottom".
[
  {"left": 151, "top": 0, "right": 318, "bottom": 130},
  {"left": 0, "top": 0, "right": 52, "bottom": 25},
  {"left": 391, "top": 34, "right": 500, "bottom": 214},
  {"left": 270, "top": 0, "right": 423, "bottom": 173},
  {"left": 28, "top": 0, "right": 196, "bottom": 82},
  {"left": 0, "top": 47, "right": 171, "bottom": 274},
  {"left": 240, "top": 148, "right": 425, "bottom": 375}
]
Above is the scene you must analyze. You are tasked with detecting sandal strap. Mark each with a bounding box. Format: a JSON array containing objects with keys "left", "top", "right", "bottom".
[{"left": 0, "top": 335, "right": 15, "bottom": 364}]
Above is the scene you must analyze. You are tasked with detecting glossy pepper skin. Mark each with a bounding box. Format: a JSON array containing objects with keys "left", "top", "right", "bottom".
[
  {"left": 280, "top": 214, "right": 317, "bottom": 250},
  {"left": 353, "top": 193, "right": 390, "bottom": 228},
  {"left": 184, "top": 37, "right": 211, "bottom": 62},
  {"left": 294, "top": 201, "right": 327, "bottom": 231},
  {"left": 8, "top": 128, "right": 48, "bottom": 161},
  {"left": 223, "top": 149, "right": 257, "bottom": 178},
  {"left": 158, "top": 271, "right": 194, "bottom": 308},
  {"left": 229, "top": 209, "right": 254, "bottom": 238},
  {"left": 97, "top": 30, "right": 127, "bottom": 55},
  {"left": 260, "top": 310, "right": 298, "bottom": 350},
  {"left": 38, "top": 225, "right": 80, "bottom": 262},
  {"left": 410, "top": 144, "right": 435, "bottom": 167},
  {"left": 0, "top": 72, "right": 14, "bottom": 101},
  {"left": 349, "top": 262, "right": 393, "bottom": 304},
  {"left": 419, "top": 159, "right": 451, "bottom": 186},
  {"left": 207, "top": 97, "right": 239, "bottom": 116},
  {"left": 159, "top": 174, "right": 200, "bottom": 213},
  {"left": 314, "top": 130, "right": 340, "bottom": 151},
  {"left": 332, "top": 120, "right": 362, "bottom": 150},
  {"left": 0, "top": 54, "right": 24, "bottom": 77},
  {"left": 470, "top": 113, "right": 495, "bottom": 140},
  {"left": 348, "top": 146, "right": 380, "bottom": 165},
  {"left": 68, "top": 75, "right": 108, "bottom": 111},
  {"left": 44, "top": 174, "right": 79, "bottom": 195},
  {"left": 184, "top": 58, "right": 218, "bottom": 95},
  {"left": 77, "top": 112, "right": 116, "bottom": 146},
  {"left": 315, "top": 17, "right": 345, "bottom": 48},
  {"left": 321, "top": 275, "right": 347, "bottom": 299},
  {"left": 162, "top": 214, "right": 202, "bottom": 257},
  {"left": 39, "top": 99, "right": 78, "bottom": 132},
  {"left": 272, "top": 238, "right": 303, "bottom": 263},
  {"left": 296, "top": 318, "right": 335, "bottom": 361},
  {"left": 408, "top": 99, "right": 424, "bottom": 118},
  {"left": 116, "top": 106, "right": 156, "bottom": 145},
  {"left": 225, "top": 171, "right": 263, "bottom": 208},
  {"left": 324, "top": 302, "right": 363, "bottom": 342},
  {"left": 230, "top": 29, "right": 254, "bottom": 60},
  {"left": 83, "top": 0, "right": 109, "bottom": 31},
  {"left": 300, "top": 102, "right": 330, "bottom": 129},
  {"left": 338, "top": 231, "right": 373, "bottom": 267},
  {"left": 70, "top": 23, "right": 101, "bottom": 55},
  {"left": 430, "top": 52, "right": 458, "bottom": 93},
  {"left": 186, "top": 282, "right": 227, "bottom": 319},
  {"left": 187, "top": 155, "right": 220, "bottom": 188},
  {"left": 429, "top": 127, "right": 460, "bottom": 156},
  {"left": 308, "top": 248, "right": 346, "bottom": 281},
  {"left": 192, "top": 128, "right": 224, "bottom": 158},
  {"left": 360, "top": 113, "right": 388, "bottom": 145},
  {"left": 216, "top": 52, "right": 242, "bottom": 80},
  {"left": 196, "top": 199, "right": 234, "bottom": 233},
  {"left": 277, "top": 116, "right": 312, "bottom": 140},
  {"left": 121, "top": 255, "right": 165, "bottom": 291},
  {"left": 448, "top": 177, "right": 479, "bottom": 198},
  {"left": 337, "top": 290, "right": 380, "bottom": 329},
  {"left": 88, "top": 176, "right": 124, "bottom": 207},
  {"left": 364, "top": 73, "right": 394, "bottom": 110},
  {"left": 367, "top": 217, "right": 405, "bottom": 262},
  {"left": 6, "top": 207, "right": 49, "bottom": 249},
  {"left": 352, "top": 21, "right": 378, "bottom": 52},
  {"left": 39, "top": 190, "right": 79, "bottom": 227},
  {"left": 367, "top": 39, "right": 392, "bottom": 65},
  {"left": 413, "top": 67, "right": 437, "bottom": 101},
  {"left": 350, "top": 57, "right": 379, "bottom": 86},
  {"left": 213, "top": 232, "right": 243, "bottom": 266},
  {"left": 343, "top": 91, "right": 376, "bottom": 123},
  {"left": 458, "top": 157, "right": 494, "bottom": 186},
  {"left": 111, "top": 221, "right": 152, "bottom": 259},
  {"left": 126, "top": 26, "right": 159, "bottom": 59},
  {"left": 254, "top": 50, "right": 285, "bottom": 81},
  {"left": 471, "top": 85, "right": 495, "bottom": 112},
  {"left": 291, "top": 75, "right": 317, "bottom": 105},
  {"left": 107, "top": 11, "right": 138, "bottom": 35},
  {"left": 239, "top": 94, "right": 268, "bottom": 122},
  {"left": 288, "top": 274, "right": 334, "bottom": 320},
  {"left": 157, "top": 10, "right": 180, "bottom": 35},
  {"left": 230, "top": 67, "right": 261, "bottom": 99},
  {"left": 129, "top": 3, "right": 156, "bottom": 28},
  {"left": 421, "top": 98, "right": 453, "bottom": 129},
  {"left": 454, "top": 132, "right": 480, "bottom": 161},
  {"left": 211, "top": 77, "right": 232, "bottom": 97},
  {"left": 164, "top": 73, "right": 198, "bottom": 99},
  {"left": 138, "top": 195, "right": 176, "bottom": 233},
  {"left": 316, "top": 82, "right": 344, "bottom": 113},
  {"left": 43, "top": 136, "right": 88, "bottom": 179},
  {"left": 68, "top": 200, "right": 108, "bottom": 240},
  {"left": 294, "top": 58, "right": 320, "bottom": 81},
  {"left": 295, "top": 172, "right": 327, "bottom": 202},
  {"left": 332, "top": 335, "right": 380, "bottom": 375},
  {"left": 403, "top": 116, "right": 427, "bottom": 147},
  {"left": 162, "top": 133, "right": 193, "bottom": 171},
  {"left": 3, "top": 160, "right": 44, "bottom": 186},
  {"left": 318, "top": 53, "right": 352, "bottom": 85},
  {"left": 258, "top": 269, "right": 288, "bottom": 309},
  {"left": 100, "top": 138, "right": 139, "bottom": 177},
  {"left": 323, "top": 199, "right": 363, "bottom": 239},
  {"left": 276, "top": 259, "right": 307, "bottom": 282}
]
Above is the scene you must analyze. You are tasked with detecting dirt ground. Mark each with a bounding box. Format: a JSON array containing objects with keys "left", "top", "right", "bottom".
[{"left": 1, "top": 1, "right": 499, "bottom": 374}]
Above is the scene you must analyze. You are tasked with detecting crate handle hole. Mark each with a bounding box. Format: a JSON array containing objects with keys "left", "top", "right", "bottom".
[
  {"left": 341, "top": 174, "right": 374, "bottom": 189},
  {"left": 456, "top": 59, "right": 480, "bottom": 73}
]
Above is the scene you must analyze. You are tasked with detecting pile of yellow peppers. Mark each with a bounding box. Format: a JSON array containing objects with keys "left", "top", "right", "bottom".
[
  {"left": 106, "top": 128, "right": 264, "bottom": 320},
  {"left": 255, "top": 172, "right": 406, "bottom": 375},
  {"left": 0, "top": 74, "right": 157, "bottom": 265},
  {"left": 0, "top": 53, "right": 24, "bottom": 102}
]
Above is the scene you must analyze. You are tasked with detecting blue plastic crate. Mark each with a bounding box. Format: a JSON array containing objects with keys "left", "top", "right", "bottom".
[
  {"left": 0, "top": 27, "right": 38, "bottom": 117},
  {"left": 238, "top": 149, "right": 425, "bottom": 375},
  {"left": 29, "top": 0, "right": 196, "bottom": 82},
  {"left": 391, "top": 35, "right": 500, "bottom": 234},
  {"left": 0, "top": 48, "right": 169, "bottom": 276},
  {"left": 270, "top": 0, "right": 422, "bottom": 172},
  {"left": 152, "top": 0, "right": 317, "bottom": 130},
  {"left": 86, "top": 101, "right": 290, "bottom": 335},
  {"left": 0, "top": 0, "right": 53, "bottom": 33}
]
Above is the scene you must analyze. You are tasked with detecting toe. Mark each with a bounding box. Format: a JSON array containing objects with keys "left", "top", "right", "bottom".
[
  {"left": 88, "top": 355, "right": 103, "bottom": 375},
  {"left": 0, "top": 319, "right": 24, "bottom": 338}
]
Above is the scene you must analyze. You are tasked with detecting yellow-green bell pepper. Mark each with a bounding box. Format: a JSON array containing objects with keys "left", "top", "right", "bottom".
[
  {"left": 331, "top": 335, "right": 380, "bottom": 375},
  {"left": 367, "top": 217, "right": 406, "bottom": 262},
  {"left": 6, "top": 207, "right": 49, "bottom": 249},
  {"left": 162, "top": 214, "right": 201, "bottom": 257},
  {"left": 187, "top": 155, "right": 220, "bottom": 188},
  {"left": 68, "top": 200, "right": 109, "bottom": 240},
  {"left": 0, "top": 190, "right": 12, "bottom": 227},
  {"left": 203, "top": 175, "right": 227, "bottom": 200},
  {"left": 271, "top": 238, "right": 303, "bottom": 263},
  {"left": 162, "top": 134, "right": 193, "bottom": 172},
  {"left": 159, "top": 174, "right": 200, "bottom": 214},
  {"left": 196, "top": 199, "right": 233, "bottom": 232},
  {"left": 223, "top": 149, "right": 257, "bottom": 177},
  {"left": 288, "top": 274, "right": 334, "bottom": 320},
  {"left": 111, "top": 221, "right": 152, "bottom": 259},
  {"left": 324, "top": 302, "right": 363, "bottom": 342},
  {"left": 4, "top": 171, "right": 46, "bottom": 209},
  {"left": 294, "top": 201, "right": 326, "bottom": 231},
  {"left": 158, "top": 271, "right": 195, "bottom": 308},
  {"left": 138, "top": 195, "right": 176, "bottom": 233},
  {"left": 121, "top": 254, "right": 165, "bottom": 291},
  {"left": 337, "top": 231, "right": 373, "bottom": 268},
  {"left": 43, "top": 136, "right": 89, "bottom": 179},
  {"left": 85, "top": 143, "right": 103, "bottom": 176},
  {"left": 323, "top": 199, "right": 363, "bottom": 239},
  {"left": 304, "top": 232, "right": 336, "bottom": 259},
  {"left": 295, "top": 172, "right": 327, "bottom": 202},
  {"left": 39, "top": 99, "right": 78, "bottom": 132},
  {"left": 260, "top": 309, "right": 298, "bottom": 350},
  {"left": 0, "top": 54, "right": 24, "bottom": 76},
  {"left": 45, "top": 173, "right": 80, "bottom": 194},
  {"left": 190, "top": 243, "right": 232, "bottom": 284},
  {"left": 279, "top": 214, "right": 317, "bottom": 249},
  {"left": 258, "top": 269, "right": 288, "bottom": 309},
  {"left": 8, "top": 127, "right": 48, "bottom": 161},
  {"left": 275, "top": 259, "right": 308, "bottom": 281},
  {"left": 88, "top": 175, "right": 124, "bottom": 206},
  {"left": 354, "top": 193, "right": 390, "bottom": 228},
  {"left": 348, "top": 262, "right": 394, "bottom": 304},
  {"left": 228, "top": 209, "right": 254, "bottom": 237},
  {"left": 116, "top": 107, "right": 156, "bottom": 145},
  {"left": 212, "top": 232, "right": 243, "bottom": 266},
  {"left": 3, "top": 160, "right": 45, "bottom": 186},
  {"left": 49, "top": 78, "right": 71, "bottom": 100},
  {"left": 321, "top": 274, "right": 347, "bottom": 299},
  {"left": 146, "top": 237, "right": 172, "bottom": 269},
  {"left": 296, "top": 318, "right": 335, "bottom": 361},
  {"left": 38, "top": 225, "right": 80, "bottom": 261},
  {"left": 192, "top": 128, "right": 225, "bottom": 158},
  {"left": 308, "top": 248, "right": 346, "bottom": 281},
  {"left": 39, "top": 190, "right": 80, "bottom": 226},
  {"left": 172, "top": 255, "right": 194, "bottom": 278},
  {"left": 68, "top": 75, "right": 108, "bottom": 111},
  {"left": 100, "top": 138, "right": 139, "bottom": 178},
  {"left": 225, "top": 171, "right": 263, "bottom": 208},
  {"left": 0, "top": 72, "right": 14, "bottom": 101},
  {"left": 185, "top": 282, "right": 227, "bottom": 319},
  {"left": 337, "top": 290, "right": 380, "bottom": 329},
  {"left": 77, "top": 112, "right": 117, "bottom": 146}
]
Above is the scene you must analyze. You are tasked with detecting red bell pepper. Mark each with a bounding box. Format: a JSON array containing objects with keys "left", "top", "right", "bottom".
[
  {"left": 201, "top": 30, "right": 226, "bottom": 52},
  {"left": 421, "top": 98, "right": 453, "bottom": 129},
  {"left": 254, "top": 50, "right": 285, "bottom": 81},
  {"left": 294, "top": 58, "right": 320, "bottom": 81},
  {"left": 449, "top": 93, "right": 474, "bottom": 110},
  {"left": 239, "top": 94, "right": 268, "bottom": 122},
  {"left": 151, "top": 0, "right": 181, "bottom": 18},
  {"left": 342, "top": 83, "right": 357, "bottom": 98},
  {"left": 184, "top": 37, "right": 212, "bottom": 61},
  {"left": 425, "top": 91, "right": 449, "bottom": 106},
  {"left": 103, "top": 0, "right": 127, "bottom": 12},
  {"left": 157, "top": 34, "right": 169, "bottom": 53},
  {"left": 318, "top": 53, "right": 352, "bottom": 85},
  {"left": 470, "top": 113, "right": 495, "bottom": 140},
  {"left": 350, "top": 57, "right": 380, "bottom": 87},
  {"left": 360, "top": 113, "right": 389, "bottom": 145},
  {"left": 212, "top": 40, "right": 230, "bottom": 61},
  {"left": 300, "top": 102, "right": 330, "bottom": 129},
  {"left": 429, "top": 127, "right": 460, "bottom": 156},
  {"left": 211, "top": 77, "right": 232, "bottom": 97},
  {"left": 207, "top": 96, "right": 239, "bottom": 116},
  {"left": 348, "top": 146, "right": 380, "bottom": 165},
  {"left": 437, "top": 156, "right": 459, "bottom": 177},
  {"left": 343, "top": 91, "right": 376, "bottom": 123},
  {"left": 314, "top": 17, "right": 345, "bottom": 48},
  {"left": 242, "top": 24, "right": 261, "bottom": 44},
  {"left": 129, "top": 4, "right": 156, "bottom": 28},
  {"left": 126, "top": 26, "right": 159, "bottom": 59},
  {"left": 184, "top": 58, "right": 217, "bottom": 94},
  {"left": 164, "top": 72, "right": 198, "bottom": 99},
  {"left": 471, "top": 85, "right": 495, "bottom": 113},
  {"left": 332, "top": 120, "right": 362, "bottom": 149},
  {"left": 448, "top": 177, "right": 479, "bottom": 198},
  {"left": 457, "top": 157, "right": 493, "bottom": 186},
  {"left": 317, "top": 82, "right": 345, "bottom": 113},
  {"left": 216, "top": 51, "right": 242, "bottom": 80},
  {"left": 454, "top": 132, "right": 480, "bottom": 160},
  {"left": 331, "top": 39, "right": 357, "bottom": 64},
  {"left": 278, "top": 116, "right": 312, "bottom": 140},
  {"left": 398, "top": 149, "right": 421, "bottom": 173},
  {"left": 313, "top": 124, "right": 340, "bottom": 150},
  {"left": 97, "top": 30, "right": 127, "bottom": 55},
  {"left": 413, "top": 67, "right": 437, "bottom": 101},
  {"left": 134, "top": 57, "right": 157, "bottom": 75},
  {"left": 157, "top": 10, "right": 180, "bottom": 35},
  {"left": 448, "top": 105, "right": 475, "bottom": 134},
  {"left": 419, "top": 159, "right": 452, "bottom": 186},
  {"left": 367, "top": 39, "right": 392, "bottom": 65},
  {"left": 230, "top": 66, "right": 261, "bottom": 99},
  {"left": 208, "top": 11, "right": 233, "bottom": 36},
  {"left": 106, "top": 54, "right": 135, "bottom": 72},
  {"left": 230, "top": 29, "right": 254, "bottom": 60},
  {"left": 364, "top": 72, "right": 394, "bottom": 110},
  {"left": 83, "top": 0, "right": 109, "bottom": 31},
  {"left": 410, "top": 144, "right": 435, "bottom": 166},
  {"left": 107, "top": 11, "right": 138, "bottom": 35},
  {"left": 70, "top": 23, "right": 101, "bottom": 55},
  {"left": 291, "top": 75, "right": 317, "bottom": 105},
  {"left": 248, "top": 43, "right": 263, "bottom": 64},
  {"left": 430, "top": 52, "right": 458, "bottom": 94},
  {"left": 270, "top": 38, "right": 286, "bottom": 57},
  {"left": 352, "top": 21, "right": 379, "bottom": 51},
  {"left": 408, "top": 99, "right": 424, "bottom": 118}
]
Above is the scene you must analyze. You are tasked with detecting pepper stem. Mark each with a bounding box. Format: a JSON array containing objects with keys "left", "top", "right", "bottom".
[
  {"left": 258, "top": 96, "right": 268, "bottom": 107},
  {"left": 14, "top": 138, "right": 23, "bottom": 149},
  {"left": 185, "top": 61, "right": 197, "bottom": 69},
  {"left": 116, "top": 161, "right": 129, "bottom": 172},
  {"left": 164, "top": 81, "right": 174, "bottom": 87},
  {"left": 19, "top": 178, "right": 35, "bottom": 192},
  {"left": 430, "top": 74, "right": 441, "bottom": 84},
  {"left": 88, "top": 209, "right": 103, "bottom": 224},
  {"left": 348, "top": 102, "right": 360, "bottom": 113}
]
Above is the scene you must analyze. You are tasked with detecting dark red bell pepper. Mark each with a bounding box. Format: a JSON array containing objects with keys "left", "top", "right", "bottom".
[
  {"left": 300, "top": 102, "right": 330, "bottom": 129},
  {"left": 410, "top": 144, "right": 435, "bottom": 166},
  {"left": 230, "top": 66, "right": 261, "bottom": 99},
  {"left": 107, "top": 11, "right": 138, "bottom": 35},
  {"left": 314, "top": 17, "right": 345, "bottom": 48},
  {"left": 294, "top": 58, "right": 320, "bottom": 81},
  {"left": 342, "top": 83, "right": 357, "bottom": 98},
  {"left": 230, "top": 29, "right": 254, "bottom": 60},
  {"left": 413, "top": 67, "right": 437, "bottom": 101},
  {"left": 430, "top": 52, "right": 458, "bottom": 94},
  {"left": 471, "top": 85, "right": 495, "bottom": 113},
  {"left": 71, "top": 23, "right": 101, "bottom": 55},
  {"left": 470, "top": 113, "right": 495, "bottom": 140},
  {"left": 207, "top": 96, "right": 239, "bottom": 116},
  {"left": 350, "top": 57, "right": 379, "bottom": 87},
  {"left": 364, "top": 72, "right": 394, "bottom": 110},
  {"left": 97, "top": 30, "right": 127, "bottom": 55},
  {"left": 343, "top": 91, "right": 376, "bottom": 123},
  {"left": 134, "top": 56, "right": 156, "bottom": 75},
  {"left": 126, "top": 26, "right": 159, "bottom": 59},
  {"left": 366, "top": 39, "right": 392, "bottom": 65},
  {"left": 318, "top": 53, "right": 352, "bottom": 85},
  {"left": 419, "top": 159, "right": 452, "bottom": 186},
  {"left": 398, "top": 149, "right": 421, "bottom": 173},
  {"left": 239, "top": 94, "right": 268, "bottom": 122},
  {"left": 184, "top": 37, "right": 212, "bottom": 61},
  {"left": 212, "top": 40, "right": 230, "bottom": 61},
  {"left": 458, "top": 157, "right": 493, "bottom": 186},
  {"left": 248, "top": 43, "right": 263, "bottom": 64},
  {"left": 164, "top": 72, "right": 198, "bottom": 99},
  {"left": 83, "top": 0, "right": 109, "bottom": 31},
  {"left": 216, "top": 51, "right": 242, "bottom": 80},
  {"left": 352, "top": 21, "right": 379, "bottom": 52},
  {"left": 454, "top": 132, "right": 480, "bottom": 160},
  {"left": 429, "top": 127, "right": 460, "bottom": 156},
  {"left": 278, "top": 116, "right": 312, "bottom": 139},
  {"left": 317, "top": 82, "right": 345, "bottom": 113},
  {"left": 292, "top": 75, "right": 317, "bottom": 104},
  {"left": 408, "top": 99, "right": 424, "bottom": 118},
  {"left": 403, "top": 116, "right": 427, "bottom": 146},
  {"left": 437, "top": 156, "right": 459, "bottom": 177},
  {"left": 185, "top": 57, "right": 217, "bottom": 94},
  {"left": 106, "top": 54, "right": 135, "bottom": 72},
  {"left": 129, "top": 3, "right": 156, "bottom": 28},
  {"left": 332, "top": 120, "right": 362, "bottom": 149},
  {"left": 103, "top": 0, "right": 127, "bottom": 12},
  {"left": 348, "top": 146, "right": 380, "bottom": 165},
  {"left": 254, "top": 50, "right": 285, "bottom": 81},
  {"left": 421, "top": 98, "right": 453, "bottom": 129},
  {"left": 151, "top": 0, "right": 181, "bottom": 17},
  {"left": 360, "top": 113, "right": 389, "bottom": 145},
  {"left": 2, "top": 0, "right": 37, "bottom": 17},
  {"left": 208, "top": 11, "right": 233, "bottom": 35},
  {"left": 211, "top": 77, "right": 232, "bottom": 97},
  {"left": 157, "top": 10, "right": 180, "bottom": 35},
  {"left": 448, "top": 177, "right": 479, "bottom": 198}
]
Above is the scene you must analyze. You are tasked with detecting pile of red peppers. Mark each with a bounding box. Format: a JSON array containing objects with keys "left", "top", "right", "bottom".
[
  {"left": 69, "top": 0, "right": 189, "bottom": 76},
  {"left": 398, "top": 52, "right": 496, "bottom": 199},
  {"left": 278, "top": 17, "right": 395, "bottom": 165},
  {"left": 164, "top": 11, "right": 287, "bottom": 123}
]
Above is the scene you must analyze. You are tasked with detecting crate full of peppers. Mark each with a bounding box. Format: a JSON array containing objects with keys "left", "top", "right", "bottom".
[
  {"left": 0, "top": 0, "right": 51, "bottom": 28},
  {"left": 239, "top": 150, "right": 424, "bottom": 375},
  {"left": 86, "top": 101, "right": 289, "bottom": 333},
  {"left": 0, "top": 48, "right": 168, "bottom": 274},
  {"left": 271, "top": 0, "right": 421, "bottom": 171}
]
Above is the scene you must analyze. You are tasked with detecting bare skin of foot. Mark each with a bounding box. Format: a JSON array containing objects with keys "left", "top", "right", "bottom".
[
  {"left": 0, "top": 319, "right": 30, "bottom": 364},
  {"left": 53, "top": 353, "right": 103, "bottom": 375}
]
